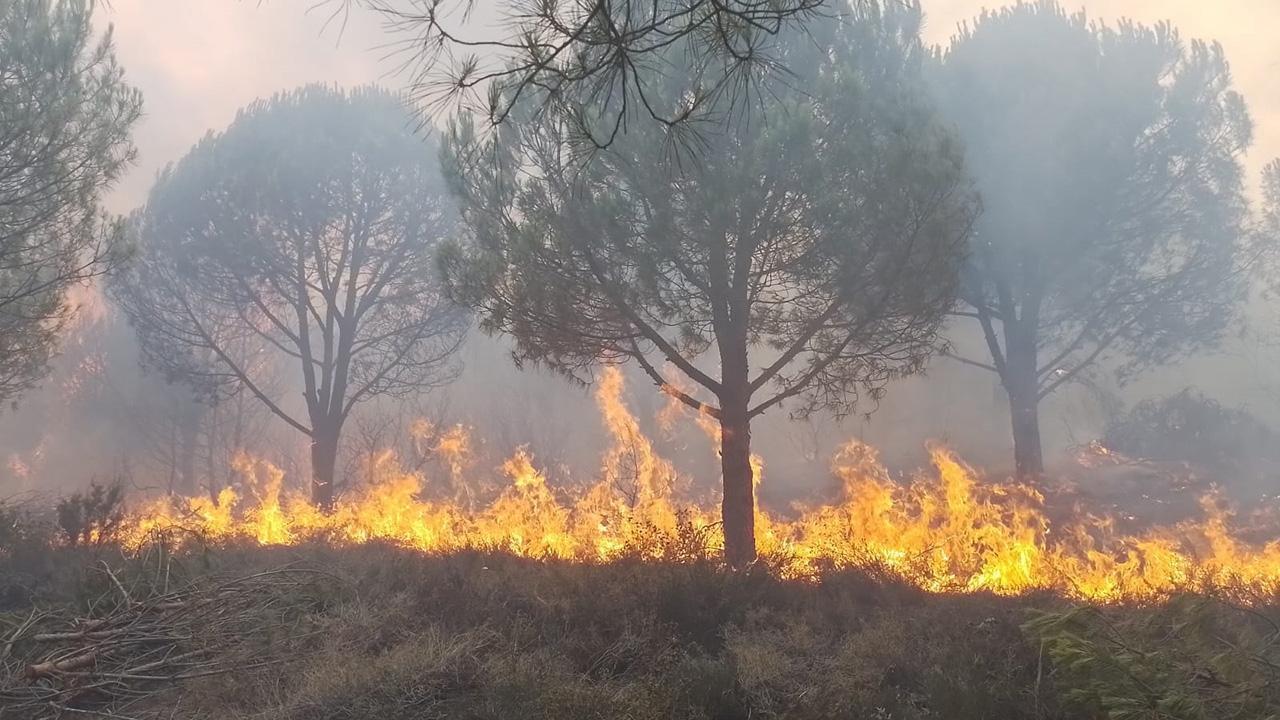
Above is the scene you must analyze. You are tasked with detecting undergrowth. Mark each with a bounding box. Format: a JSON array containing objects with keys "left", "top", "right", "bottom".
[{"left": 2, "top": 519, "right": 1278, "bottom": 719}]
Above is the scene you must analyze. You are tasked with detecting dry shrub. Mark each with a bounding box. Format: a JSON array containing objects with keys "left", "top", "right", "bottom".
[
  {"left": 55, "top": 479, "right": 124, "bottom": 546},
  {"left": 244, "top": 626, "right": 681, "bottom": 720},
  {"left": 1103, "top": 389, "right": 1276, "bottom": 473},
  {"left": 0, "top": 500, "right": 60, "bottom": 610},
  {"left": 725, "top": 595, "right": 1048, "bottom": 719},
  {"left": 266, "top": 628, "right": 490, "bottom": 720},
  {"left": 164, "top": 545, "right": 1056, "bottom": 720},
  {"left": 472, "top": 648, "right": 670, "bottom": 720},
  {"left": 0, "top": 557, "right": 338, "bottom": 720},
  {"left": 7, "top": 541, "right": 1278, "bottom": 720}
]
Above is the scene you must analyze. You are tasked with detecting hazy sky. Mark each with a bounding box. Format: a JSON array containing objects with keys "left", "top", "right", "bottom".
[{"left": 98, "top": 0, "right": 1280, "bottom": 213}]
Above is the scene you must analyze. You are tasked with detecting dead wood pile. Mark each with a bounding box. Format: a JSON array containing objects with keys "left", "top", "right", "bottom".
[{"left": 1, "top": 551, "right": 336, "bottom": 719}]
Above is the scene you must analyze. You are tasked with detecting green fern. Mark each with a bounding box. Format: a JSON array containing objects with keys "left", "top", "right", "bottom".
[{"left": 1025, "top": 597, "right": 1280, "bottom": 720}]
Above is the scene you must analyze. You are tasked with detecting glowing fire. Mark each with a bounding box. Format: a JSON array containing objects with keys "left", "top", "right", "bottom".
[{"left": 121, "top": 368, "right": 1280, "bottom": 601}]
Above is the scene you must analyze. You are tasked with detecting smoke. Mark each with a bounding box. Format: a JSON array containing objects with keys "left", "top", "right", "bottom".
[{"left": 3, "top": 0, "right": 1280, "bottom": 508}]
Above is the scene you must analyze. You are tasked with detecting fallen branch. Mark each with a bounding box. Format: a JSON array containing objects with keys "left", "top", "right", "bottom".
[
  {"left": 24, "top": 650, "right": 97, "bottom": 679},
  {"left": 0, "top": 558, "right": 340, "bottom": 719}
]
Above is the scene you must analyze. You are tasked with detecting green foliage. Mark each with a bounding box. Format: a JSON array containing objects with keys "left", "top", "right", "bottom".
[
  {"left": 55, "top": 479, "right": 124, "bottom": 546},
  {"left": 443, "top": 2, "right": 975, "bottom": 562},
  {"left": 1103, "top": 389, "right": 1277, "bottom": 471},
  {"left": 1025, "top": 598, "right": 1280, "bottom": 720},
  {"left": 116, "top": 85, "right": 466, "bottom": 408},
  {"left": 443, "top": 1, "right": 975, "bottom": 419},
  {"left": 938, "top": 0, "right": 1251, "bottom": 385},
  {"left": 0, "top": 0, "right": 141, "bottom": 406},
  {"left": 342, "top": 0, "right": 822, "bottom": 158}
]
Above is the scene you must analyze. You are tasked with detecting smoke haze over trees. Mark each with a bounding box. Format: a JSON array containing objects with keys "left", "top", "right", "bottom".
[
  {"left": 0, "top": 0, "right": 1278, "bottom": 561},
  {"left": 933, "top": 1, "right": 1253, "bottom": 477},
  {"left": 113, "top": 86, "right": 467, "bottom": 507}
]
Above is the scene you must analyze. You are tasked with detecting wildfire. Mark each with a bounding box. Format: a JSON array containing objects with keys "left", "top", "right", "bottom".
[{"left": 121, "top": 368, "right": 1280, "bottom": 602}]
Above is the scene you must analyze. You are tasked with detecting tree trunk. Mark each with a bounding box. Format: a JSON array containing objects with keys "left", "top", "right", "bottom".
[
  {"left": 1003, "top": 341, "right": 1044, "bottom": 479},
  {"left": 719, "top": 395, "right": 756, "bottom": 569},
  {"left": 1008, "top": 384, "right": 1043, "bottom": 478},
  {"left": 310, "top": 420, "right": 340, "bottom": 509}
]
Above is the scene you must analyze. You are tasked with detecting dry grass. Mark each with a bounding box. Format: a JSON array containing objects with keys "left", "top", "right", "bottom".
[{"left": 3, "top": 533, "right": 1277, "bottom": 720}]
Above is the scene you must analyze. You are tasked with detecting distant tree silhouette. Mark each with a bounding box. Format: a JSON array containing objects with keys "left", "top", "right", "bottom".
[
  {"left": 934, "top": 1, "right": 1252, "bottom": 477},
  {"left": 115, "top": 86, "right": 467, "bottom": 507}
]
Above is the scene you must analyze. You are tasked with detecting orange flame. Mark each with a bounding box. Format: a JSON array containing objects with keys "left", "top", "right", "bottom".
[{"left": 121, "top": 368, "right": 1280, "bottom": 601}]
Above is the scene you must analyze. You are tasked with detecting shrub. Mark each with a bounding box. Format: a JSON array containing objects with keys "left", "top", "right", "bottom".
[
  {"left": 0, "top": 499, "right": 20, "bottom": 553},
  {"left": 8, "top": 541, "right": 1280, "bottom": 720},
  {"left": 55, "top": 479, "right": 124, "bottom": 546},
  {"left": 0, "top": 499, "right": 57, "bottom": 609},
  {"left": 1102, "top": 389, "right": 1276, "bottom": 472},
  {"left": 1025, "top": 596, "right": 1280, "bottom": 720}
]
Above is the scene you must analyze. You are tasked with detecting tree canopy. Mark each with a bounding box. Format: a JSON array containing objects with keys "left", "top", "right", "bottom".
[
  {"left": 335, "top": 0, "right": 822, "bottom": 158},
  {"left": 1263, "top": 160, "right": 1280, "bottom": 250},
  {"left": 0, "top": 0, "right": 141, "bottom": 406},
  {"left": 114, "top": 85, "right": 468, "bottom": 506},
  {"left": 441, "top": 0, "right": 976, "bottom": 566},
  {"left": 933, "top": 0, "right": 1252, "bottom": 477}
]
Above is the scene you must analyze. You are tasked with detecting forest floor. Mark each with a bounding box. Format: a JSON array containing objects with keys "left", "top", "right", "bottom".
[{"left": 2, "top": 539, "right": 1278, "bottom": 720}]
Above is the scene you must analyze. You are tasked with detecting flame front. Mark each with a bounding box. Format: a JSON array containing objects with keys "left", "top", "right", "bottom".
[{"left": 121, "top": 368, "right": 1280, "bottom": 601}]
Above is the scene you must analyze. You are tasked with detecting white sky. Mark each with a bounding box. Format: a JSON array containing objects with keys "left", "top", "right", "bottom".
[{"left": 97, "top": 0, "right": 1280, "bottom": 213}]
